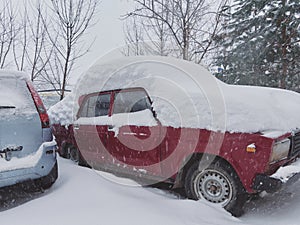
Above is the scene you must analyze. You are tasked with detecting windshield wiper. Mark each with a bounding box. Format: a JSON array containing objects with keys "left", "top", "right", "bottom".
[{"left": 0, "top": 106, "right": 15, "bottom": 109}]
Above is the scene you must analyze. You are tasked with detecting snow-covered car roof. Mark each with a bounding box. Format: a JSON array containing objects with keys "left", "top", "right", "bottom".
[{"left": 50, "top": 56, "right": 300, "bottom": 135}]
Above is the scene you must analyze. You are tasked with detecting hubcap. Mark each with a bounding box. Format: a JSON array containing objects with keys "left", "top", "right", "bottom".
[{"left": 194, "top": 169, "right": 232, "bottom": 206}]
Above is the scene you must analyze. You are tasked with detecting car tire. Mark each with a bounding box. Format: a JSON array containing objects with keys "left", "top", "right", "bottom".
[
  {"left": 69, "top": 145, "right": 79, "bottom": 163},
  {"left": 78, "top": 151, "right": 91, "bottom": 168},
  {"left": 35, "top": 162, "right": 58, "bottom": 190},
  {"left": 59, "top": 143, "right": 70, "bottom": 159},
  {"left": 184, "top": 160, "right": 247, "bottom": 217}
]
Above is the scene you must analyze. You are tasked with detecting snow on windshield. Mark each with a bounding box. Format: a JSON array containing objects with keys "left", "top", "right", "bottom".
[{"left": 49, "top": 56, "right": 300, "bottom": 134}]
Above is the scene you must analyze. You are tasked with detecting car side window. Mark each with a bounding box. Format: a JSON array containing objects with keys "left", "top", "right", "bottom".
[
  {"left": 95, "top": 94, "right": 111, "bottom": 116},
  {"left": 113, "top": 90, "right": 152, "bottom": 114},
  {"left": 79, "top": 93, "right": 111, "bottom": 118}
]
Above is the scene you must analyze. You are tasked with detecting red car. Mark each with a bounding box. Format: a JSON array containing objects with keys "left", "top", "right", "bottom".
[{"left": 51, "top": 56, "right": 300, "bottom": 216}]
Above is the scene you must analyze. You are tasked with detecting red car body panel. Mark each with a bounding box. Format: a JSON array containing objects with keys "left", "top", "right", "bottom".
[{"left": 53, "top": 123, "right": 292, "bottom": 193}]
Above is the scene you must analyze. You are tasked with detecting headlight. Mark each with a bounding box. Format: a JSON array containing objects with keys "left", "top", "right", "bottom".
[{"left": 270, "top": 138, "right": 290, "bottom": 163}]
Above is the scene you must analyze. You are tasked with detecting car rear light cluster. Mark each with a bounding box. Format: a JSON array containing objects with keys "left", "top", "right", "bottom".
[{"left": 26, "top": 81, "right": 50, "bottom": 128}]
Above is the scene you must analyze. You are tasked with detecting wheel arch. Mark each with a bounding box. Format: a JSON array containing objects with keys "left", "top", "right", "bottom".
[{"left": 174, "top": 153, "right": 242, "bottom": 190}]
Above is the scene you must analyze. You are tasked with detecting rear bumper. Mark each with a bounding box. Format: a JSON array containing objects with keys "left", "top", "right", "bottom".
[{"left": 0, "top": 141, "right": 57, "bottom": 188}]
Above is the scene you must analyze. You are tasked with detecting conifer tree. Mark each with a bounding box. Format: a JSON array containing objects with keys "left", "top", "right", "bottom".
[{"left": 215, "top": 0, "right": 300, "bottom": 91}]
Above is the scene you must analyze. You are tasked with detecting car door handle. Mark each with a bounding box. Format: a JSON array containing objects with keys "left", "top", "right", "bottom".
[
  {"left": 123, "top": 132, "right": 148, "bottom": 136},
  {"left": 123, "top": 132, "right": 138, "bottom": 136},
  {"left": 74, "top": 124, "right": 80, "bottom": 130}
]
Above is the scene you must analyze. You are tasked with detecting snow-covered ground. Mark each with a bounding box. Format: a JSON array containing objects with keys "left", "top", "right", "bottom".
[{"left": 1, "top": 157, "right": 300, "bottom": 225}]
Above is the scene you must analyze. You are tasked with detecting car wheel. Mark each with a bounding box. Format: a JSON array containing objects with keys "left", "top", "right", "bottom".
[
  {"left": 34, "top": 162, "right": 58, "bottom": 191},
  {"left": 60, "top": 143, "right": 70, "bottom": 159},
  {"left": 68, "top": 145, "right": 79, "bottom": 163},
  {"left": 184, "top": 160, "right": 247, "bottom": 217},
  {"left": 78, "top": 151, "right": 91, "bottom": 168}
]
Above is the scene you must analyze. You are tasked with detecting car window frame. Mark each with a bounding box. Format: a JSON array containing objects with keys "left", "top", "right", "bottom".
[
  {"left": 77, "top": 91, "right": 113, "bottom": 119},
  {"left": 111, "top": 87, "right": 154, "bottom": 115},
  {"left": 77, "top": 87, "right": 156, "bottom": 119}
]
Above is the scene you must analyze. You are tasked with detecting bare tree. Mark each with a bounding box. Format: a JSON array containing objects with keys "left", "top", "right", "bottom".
[
  {"left": 192, "top": 0, "right": 230, "bottom": 64},
  {"left": 123, "top": 8, "right": 171, "bottom": 57},
  {"left": 26, "top": 2, "right": 51, "bottom": 82},
  {"left": 142, "top": 15, "right": 172, "bottom": 56},
  {"left": 49, "top": 0, "right": 98, "bottom": 100},
  {"left": 123, "top": 16, "right": 146, "bottom": 56},
  {"left": 127, "top": 0, "right": 229, "bottom": 63},
  {"left": 0, "top": 0, "right": 98, "bottom": 97},
  {"left": 0, "top": 1, "right": 17, "bottom": 68},
  {"left": 38, "top": 48, "right": 66, "bottom": 96},
  {"left": 11, "top": 1, "right": 54, "bottom": 86},
  {"left": 12, "top": 4, "right": 27, "bottom": 72}
]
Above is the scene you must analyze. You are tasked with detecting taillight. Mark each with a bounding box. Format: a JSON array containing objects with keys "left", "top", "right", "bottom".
[
  {"left": 39, "top": 112, "right": 50, "bottom": 128},
  {"left": 26, "top": 81, "right": 50, "bottom": 128}
]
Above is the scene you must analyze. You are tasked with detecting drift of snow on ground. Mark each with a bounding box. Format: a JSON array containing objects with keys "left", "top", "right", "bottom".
[
  {"left": 49, "top": 56, "right": 300, "bottom": 136},
  {"left": 2, "top": 157, "right": 300, "bottom": 225}
]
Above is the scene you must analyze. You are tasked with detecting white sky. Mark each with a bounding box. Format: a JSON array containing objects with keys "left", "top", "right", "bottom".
[{"left": 73, "top": 0, "right": 134, "bottom": 83}]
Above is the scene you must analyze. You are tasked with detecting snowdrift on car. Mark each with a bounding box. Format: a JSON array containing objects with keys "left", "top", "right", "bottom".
[{"left": 50, "top": 56, "right": 300, "bottom": 135}]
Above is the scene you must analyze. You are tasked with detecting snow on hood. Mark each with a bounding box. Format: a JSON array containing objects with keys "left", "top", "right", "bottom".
[{"left": 49, "top": 56, "right": 300, "bottom": 134}]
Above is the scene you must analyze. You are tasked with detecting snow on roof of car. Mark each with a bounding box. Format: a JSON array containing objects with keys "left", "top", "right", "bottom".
[{"left": 50, "top": 56, "right": 300, "bottom": 135}]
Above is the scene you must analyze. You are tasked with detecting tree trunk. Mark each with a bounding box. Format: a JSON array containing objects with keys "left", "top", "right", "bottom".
[
  {"left": 60, "top": 48, "right": 71, "bottom": 100},
  {"left": 280, "top": 0, "right": 287, "bottom": 89}
]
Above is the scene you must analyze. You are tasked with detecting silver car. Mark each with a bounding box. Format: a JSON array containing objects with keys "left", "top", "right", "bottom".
[{"left": 0, "top": 71, "right": 57, "bottom": 189}]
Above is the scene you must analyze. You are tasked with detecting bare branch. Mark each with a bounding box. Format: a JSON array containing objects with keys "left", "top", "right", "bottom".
[{"left": 126, "top": 0, "right": 229, "bottom": 63}]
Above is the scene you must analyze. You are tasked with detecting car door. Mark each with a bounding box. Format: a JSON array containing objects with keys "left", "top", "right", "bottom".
[
  {"left": 73, "top": 92, "right": 112, "bottom": 168},
  {"left": 107, "top": 88, "right": 164, "bottom": 177}
]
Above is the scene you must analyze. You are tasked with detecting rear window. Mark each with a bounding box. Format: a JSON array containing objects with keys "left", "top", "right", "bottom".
[{"left": 0, "top": 77, "right": 36, "bottom": 115}]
